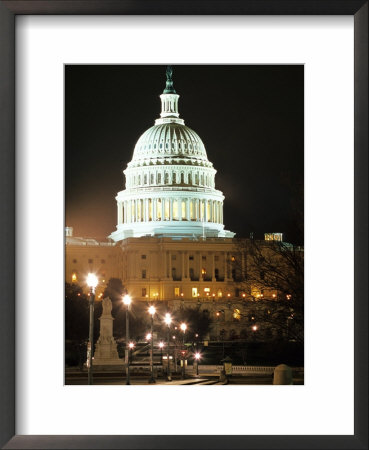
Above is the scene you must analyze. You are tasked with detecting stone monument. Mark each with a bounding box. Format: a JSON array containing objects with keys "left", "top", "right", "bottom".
[{"left": 93, "top": 297, "right": 123, "bottom": 367}]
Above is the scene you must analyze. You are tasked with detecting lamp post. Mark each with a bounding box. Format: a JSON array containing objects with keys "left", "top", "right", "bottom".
[
  {"left": 159, "top": 341, "right": 164, "bottom": 367},
  {"left": 164, "top": 313, "right": 172, "bottom": 381},
  {"left": 86, "top": 273, "right": 98, "bottom": 385},
  {"left": 180, "top": 322, "right": 187, "bottom": 379},
  {"left": 122, "top": 294, "right": 132, "bottom": 385},
  {"left": 194, "top": 352, "right": 201, "bottom": 376},
  {"left": 128, "top": 342, "right": 135, "bottom": 366},
  {"left": 148, "top": 305, "right": 156, "bottom": 383},
  {"left": 172, "top": 335, "right": 177, "bottom": 373}
]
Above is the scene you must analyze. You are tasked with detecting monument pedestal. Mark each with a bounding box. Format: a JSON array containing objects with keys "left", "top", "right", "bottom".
[{"left": 92, "top": 297, "right": 123, "bottom": 368}]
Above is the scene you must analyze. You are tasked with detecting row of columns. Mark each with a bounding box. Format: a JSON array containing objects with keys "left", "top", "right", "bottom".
[
  {"left": 127, "top": 171, "right": 214, "bottom": 189},
  {"left": 118, "top": 198, "right": 223, "bottom": 225},
  {"left": 123, "top": 249, "right": 246, "bottom": 283},
  {"left": 164, "top": 250, "right": 236, "bottom": 281}
]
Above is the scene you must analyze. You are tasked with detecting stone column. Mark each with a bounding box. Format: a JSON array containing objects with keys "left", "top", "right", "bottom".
[
  {"left": 128, "top": 200, "right": 132, "bottom": 223},
  {"left": 198, "top": 252, "right": 202, "bottom": 280},
  {"left": 145, "top": 198, "right": 149, "bottom": 222},
  {"left": 117, "top": 202, "right": 122, "bottom": 225},
  {"left": 212, "top": 253, "right": 216, "bottom": 281},
  {"left": 135, "top": 199, "right": 138, "bottom": 222},
  {"left": 168, "top": 251, "right": 172, "bottom": 279},
  {"left": 134, "top": 251, "right": 139, "bottom": 279},
  {"left": 163, "top": 248, "right": 167, "bottom": 279},
  {"left": 153, "top": 198, "right": 157, "bottom": 221},
  {"left": 161, "top": 198, "right": 165, "bottom": 221},
  {"left": 224, "top": 252, "right": 228, "bottom": 281},
  {"left": 186, "top": 198, "right": 190, "bottom": 221},
  {"left": 181, "top": 251, "right": 185, "bottom": 279},
  {"left": 169, "top": 198, "right": 173, "bottom": 221}
]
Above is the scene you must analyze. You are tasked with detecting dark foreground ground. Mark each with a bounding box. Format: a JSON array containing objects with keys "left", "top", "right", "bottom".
[{"left": 65, "top": 371, "right": 304, "bottom": 386}]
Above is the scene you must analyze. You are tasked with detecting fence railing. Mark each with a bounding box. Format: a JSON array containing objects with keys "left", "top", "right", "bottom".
[{"left": 124, "top": 364, "right": 303, "bottom": 376}]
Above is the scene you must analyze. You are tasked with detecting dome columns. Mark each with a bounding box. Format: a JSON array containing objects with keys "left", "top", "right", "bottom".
[
  {"left": 160, "top": 93, "right": 180, "bottom": 118},
  {"left": 115, "top": 195, "right": 224, "bottom": 227}
]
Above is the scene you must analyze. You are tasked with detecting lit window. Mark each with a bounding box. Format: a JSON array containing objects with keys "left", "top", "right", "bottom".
[
  {"left": 264, "top": 233, "right": 283, "bottom": 242},
  {"left": 231, "top": 256, "right": 236, "bottom": 261},
  {"left": 71, "top": 273, "right": 77, "bottom": 283},
  {"left": 192, "top": 287, "right": 198, "bottom": 298},
  {"left": 201, "top": 268, "right": 206, "bottom": 275},
  {"left": 174, "top": 287, "right": 180, "bottom": 297},
  {"left": 233, "top": 309, "right": 241, "bottom": 320},
  {"left": 204, "top": 288, "right": 210, "bottom": 292},
  {"left": 218, "top": 291, "right": 222, "bottom": 297}
]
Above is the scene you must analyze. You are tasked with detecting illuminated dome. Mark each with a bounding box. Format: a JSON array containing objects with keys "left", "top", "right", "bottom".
[
  {"left": 109, "top": 67, "right": 235, "bottom": 241},
  {"left": 131, "top": 124, "right": 210, "bottom": 167}
]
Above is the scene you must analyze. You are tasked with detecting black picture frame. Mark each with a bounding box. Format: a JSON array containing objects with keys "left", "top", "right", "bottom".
[{"left": 0, "top": 1, "right": 367, "bottom": 449}]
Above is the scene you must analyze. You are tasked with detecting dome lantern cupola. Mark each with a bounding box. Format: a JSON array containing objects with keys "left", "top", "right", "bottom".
[
  {"left": 109, "top": 67, "right": 235, "bottom": 242},
  {"left": 156, "top": 66, "right": 182, "bottom": 124}
]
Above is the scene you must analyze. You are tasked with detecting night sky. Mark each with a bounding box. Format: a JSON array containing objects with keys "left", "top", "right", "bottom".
[{"left": 65, "top": 65, "right": 304, "bottom": 244}]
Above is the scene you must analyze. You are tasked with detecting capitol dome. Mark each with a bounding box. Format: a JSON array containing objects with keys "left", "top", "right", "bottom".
[
  {"left": 109, "top": 67, "right": 235, "bottom": 241},
  {"left": 130, "top": 123, "right": 210, "bottom": 167}
]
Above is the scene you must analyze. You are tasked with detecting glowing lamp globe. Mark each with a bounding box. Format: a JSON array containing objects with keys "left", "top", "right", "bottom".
[
  {"left": 123, "top": 294, "right": 132, "bottom": 306},
  {"left": 164, "top": 313, "right": 172, "bottom": 326},
  {"left": 86, "top": 273, "right": 98, "bottom": 288}
]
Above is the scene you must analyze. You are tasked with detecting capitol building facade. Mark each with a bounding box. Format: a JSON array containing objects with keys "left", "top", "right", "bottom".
[{"left": 66, "top": 68, "right": 280, "bottom": 340}]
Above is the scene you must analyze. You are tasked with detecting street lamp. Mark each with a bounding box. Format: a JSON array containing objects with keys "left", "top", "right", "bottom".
[
  {"left": 86, "top": 273, "right": 98, "bottom": 385},
  {"left": 148, "top": 305, "right": 156, "bottom": 383},
  {"left": 180, "top": 322, "right": 187, "bottom": 379},
  {"left": 194, "top": 352, "right": 201, "bottom": 376},
  {"left": 122, "top": 294, "right": 132, "bottom": 385},
  {"left": 164, "top": 313, "right": 172, "bottom": 381}
]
